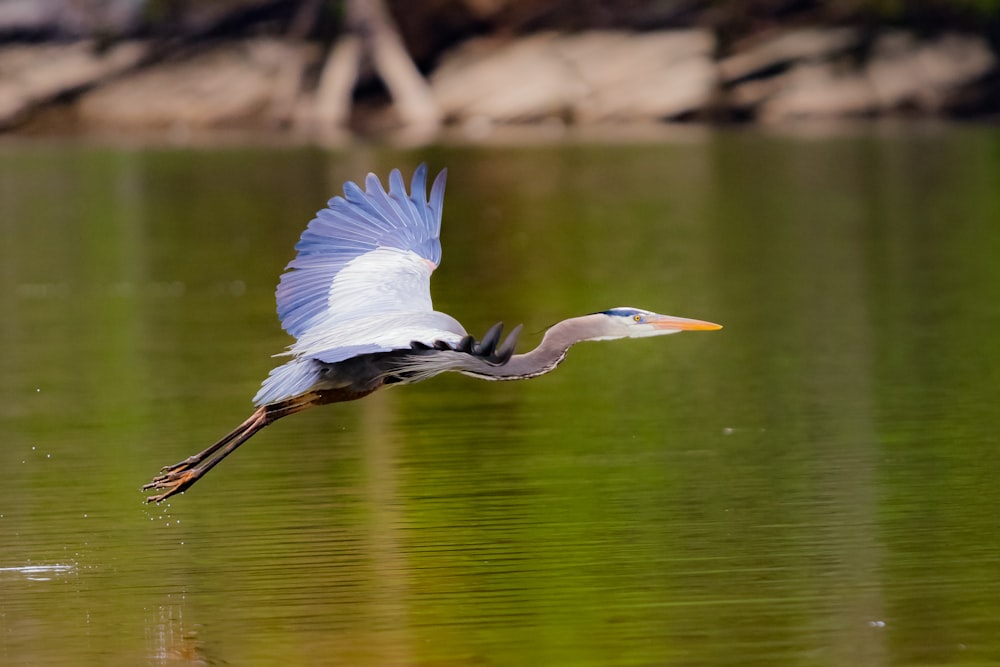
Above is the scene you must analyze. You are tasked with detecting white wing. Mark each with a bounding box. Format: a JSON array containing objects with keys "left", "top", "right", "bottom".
[{"left": 274, "top": 164, "right": 466, "bottom": 365}]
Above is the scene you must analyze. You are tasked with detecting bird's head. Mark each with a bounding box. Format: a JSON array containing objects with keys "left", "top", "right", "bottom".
[{"left": 588, "top": 307, "right": 723, "bottom": 340}]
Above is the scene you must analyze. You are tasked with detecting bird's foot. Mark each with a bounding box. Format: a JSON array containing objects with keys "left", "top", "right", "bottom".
[
  {"left": 142, "top": 469, "right": 199, "bottom": 503},
  {"left": 158, "top": 455, "right": 201, "bottom": 475}
]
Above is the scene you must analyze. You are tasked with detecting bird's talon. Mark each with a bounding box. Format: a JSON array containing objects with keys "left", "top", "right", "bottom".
[
  {"left": 144, "top": 491, "right": 172, "bottom": 504},
  {"left": 142, "top": 470, "right": 198, "bottom": 502},
  {"left": 143, "top": 474, "right": 169, "bottom": 489},
  {"left": 159, "top": 457, "right": 196, "bottom": 474}
]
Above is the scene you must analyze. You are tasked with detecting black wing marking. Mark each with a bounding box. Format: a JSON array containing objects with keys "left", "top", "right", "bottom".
[{"left": 410, "top": 322, "right": 521, "bottom": 366}]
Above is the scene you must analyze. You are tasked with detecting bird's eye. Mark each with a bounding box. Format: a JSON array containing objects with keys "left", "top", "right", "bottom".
[{"left": 633, "top": 314, "right": 643, "bottom": 323}]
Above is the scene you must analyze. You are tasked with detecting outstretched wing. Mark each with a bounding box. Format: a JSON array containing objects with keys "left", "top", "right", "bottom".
[
  {"left": 273, "top": 164, "right": 466, "bottom": 365},
  {"left": 277, "top": 164, "right": 445, "bottom": 337}
]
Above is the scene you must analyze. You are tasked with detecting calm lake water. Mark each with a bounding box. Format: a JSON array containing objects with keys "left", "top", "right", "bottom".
[{"left": 2, "top": 127, "right": 999, "bottom": 666}]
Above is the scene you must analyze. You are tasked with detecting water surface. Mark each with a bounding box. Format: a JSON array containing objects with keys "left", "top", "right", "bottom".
[{"left": 2, "top": 128, "right": 999, "bottom": 665}]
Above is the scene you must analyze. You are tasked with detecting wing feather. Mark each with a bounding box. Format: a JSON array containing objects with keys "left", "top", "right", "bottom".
[{"left": 273, "top": 164, "right": 460, "bottom": 365}]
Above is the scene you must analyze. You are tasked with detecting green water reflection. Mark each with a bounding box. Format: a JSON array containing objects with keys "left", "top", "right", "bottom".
[{"left": 1, "top": 129, "right": 999, "bottom": 666}]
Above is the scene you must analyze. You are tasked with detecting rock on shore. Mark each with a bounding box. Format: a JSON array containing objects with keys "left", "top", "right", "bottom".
[
  {"left": 77, "top": 39, "right": 316, "bottom": 130},
  {"left": 724, "top": 29, "right": 997, "bottom": 122},
  {"left": 0, "top": 40, "right": 147, "bottom": 128},
  {"left": 431, "top": 30, "right": 717, "bottom": 124}
]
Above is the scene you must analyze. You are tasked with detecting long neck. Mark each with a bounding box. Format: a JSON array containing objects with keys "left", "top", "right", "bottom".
[{"left": 462, "top": 315, "right": 599, "bottom": 381}]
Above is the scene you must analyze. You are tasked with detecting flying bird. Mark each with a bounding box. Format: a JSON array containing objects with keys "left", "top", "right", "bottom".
[{"left": 143, "top": 165, "right": 721, "bottom": 502}]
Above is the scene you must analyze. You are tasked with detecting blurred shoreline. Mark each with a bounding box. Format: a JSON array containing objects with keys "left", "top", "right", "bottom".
[{"left": 2, "top": 1, "right": 998, "bottom": 143}]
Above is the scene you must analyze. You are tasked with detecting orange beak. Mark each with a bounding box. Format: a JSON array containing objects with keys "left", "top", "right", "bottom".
[{"left": 649, "top": 314, "right": 723, "bottom": 331}]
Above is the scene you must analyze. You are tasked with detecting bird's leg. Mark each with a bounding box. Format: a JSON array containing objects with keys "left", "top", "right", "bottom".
[
  {"left": 155, "top": 410, "right": 264, "bottom": 476},
  {"left": 142, "top": 393, "right": 320, "bottom": 503}
]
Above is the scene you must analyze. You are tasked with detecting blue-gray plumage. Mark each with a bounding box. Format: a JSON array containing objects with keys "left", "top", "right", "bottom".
[{"left": 143, "top": 165, "right": 722, "bottom": 502}]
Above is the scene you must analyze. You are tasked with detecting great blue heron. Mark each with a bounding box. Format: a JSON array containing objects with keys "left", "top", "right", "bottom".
[{"left": 143, "top": 164, "right": 721, "bottom": 502}]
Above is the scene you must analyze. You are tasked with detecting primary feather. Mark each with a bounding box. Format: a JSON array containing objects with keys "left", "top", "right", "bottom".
[{"left": 275, "top": 164, "right": 446, "bottom": 337}]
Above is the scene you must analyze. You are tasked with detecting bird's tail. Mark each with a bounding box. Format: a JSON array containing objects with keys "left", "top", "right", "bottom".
[{"left": 253, "top": 358, "right": 322, "bottom": 406}]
